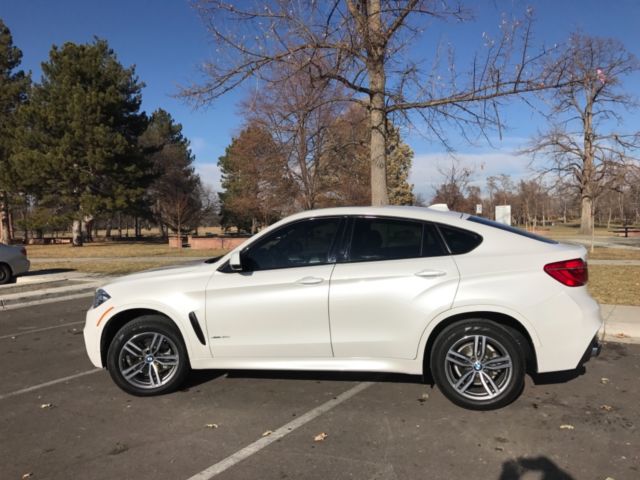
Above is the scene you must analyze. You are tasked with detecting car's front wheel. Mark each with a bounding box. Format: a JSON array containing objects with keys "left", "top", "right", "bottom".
[
  {"left": 107, "top": 315, "right": 190, "bottom": 396},
  {"left": 431, "top": 320, "right": 526, "bottom": 410}
]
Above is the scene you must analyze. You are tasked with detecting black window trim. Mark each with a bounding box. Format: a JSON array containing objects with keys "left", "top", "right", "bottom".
[
  {"left": 467, "top": 215, "right": 558, "bottom": 244},
  {"left": 218, "top": 216, "right": 346, "bottom": 273}
]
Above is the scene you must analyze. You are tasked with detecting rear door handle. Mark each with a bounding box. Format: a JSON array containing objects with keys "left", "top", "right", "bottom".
[
  {"left": 296, "top": 276, "right": 324, "bottom": 285},
  {"left": 415, "top": 270, "right": 446, "bottom": 278}
]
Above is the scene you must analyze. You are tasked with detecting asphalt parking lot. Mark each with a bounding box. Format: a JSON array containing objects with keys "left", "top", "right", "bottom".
[{"left": 1, "top": 297, "right": 639, "bottom": 480}]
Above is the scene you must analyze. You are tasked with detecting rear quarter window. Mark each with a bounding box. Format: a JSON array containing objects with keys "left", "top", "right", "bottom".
[{"left": 437, "top": 224, "right": 483, "bottom": 254}]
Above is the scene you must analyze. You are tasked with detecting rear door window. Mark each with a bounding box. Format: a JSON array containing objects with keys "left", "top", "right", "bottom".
[{"left": 346, "top": 217, "right": 448, "bottom": 262}]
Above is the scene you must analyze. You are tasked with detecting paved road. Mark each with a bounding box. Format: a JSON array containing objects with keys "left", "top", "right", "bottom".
[{"left": 0, "top": 297, "right": 639, "bottom": 480}]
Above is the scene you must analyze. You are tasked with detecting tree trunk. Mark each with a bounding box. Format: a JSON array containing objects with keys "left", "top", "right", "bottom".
[
  {"left": 0, "top": 191, "right": 11, "bottom": 243},
  {"left": 83, "top": 215, "right": 94, "bottom": 242},
  {"left": 105, "top": 217, "right": 112, "bottom": 238},
  {"left": 580, "top": 195, "right": 593, "bottom": 235},
  {"left": 367, "top": 0, "right": 389, "bottom": 206},
  {"left": 72, "top": 218, "right": 83, "bottom": 246},
  {"left": 580, "top": 96, "right": 595, "bottom": 235}
]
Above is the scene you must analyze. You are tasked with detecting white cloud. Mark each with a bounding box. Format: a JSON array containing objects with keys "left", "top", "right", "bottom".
[{"left": 195, "top": 162, "right": 222, "bottom": 192}]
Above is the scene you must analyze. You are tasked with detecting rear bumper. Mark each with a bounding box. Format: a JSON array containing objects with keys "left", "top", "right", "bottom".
[
  {"left": 579, "top": 335, "right": 602, "bottom": 366},
  {"left": 11, "top": 257, "right": 30, "bottom": 276}
]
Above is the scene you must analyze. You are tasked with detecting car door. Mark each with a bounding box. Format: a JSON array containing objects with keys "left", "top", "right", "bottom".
[
  {"left": 329, "top": 216, "right": 460, "bottom": 359},
  {"left": 205, "top": 217, "right": 343, "bottom": 358}
]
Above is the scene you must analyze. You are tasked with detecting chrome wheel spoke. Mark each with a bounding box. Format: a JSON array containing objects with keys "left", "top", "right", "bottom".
[
  {"left": 148, "top": 363, "right": 162, "bottom": 387},
  {"left": 454, "top": 370, "right": 476, "bottom": 393},
  {"left": 123, "top": 340, "right": 143, "bottom": 358},
  {"left": 149, "top": 334, "right": 164, "bottom": 354},
  {"left": 484, "top": 356, "right": 512, "bottom": 371},
  {"left": 122, "top": 360, "right": 146, "bottom": 380},
  {"left": 474, "top": 335, "right": 487, "bottom": 360},
  {"left": 479, "top": 371, "right": 499, "bottom": 398},
  {"left": 446, "top": 350, "right": 472, "bottom": 367},
  {"left": 155, "top": 354, "right": 178, "bottom": 367}
]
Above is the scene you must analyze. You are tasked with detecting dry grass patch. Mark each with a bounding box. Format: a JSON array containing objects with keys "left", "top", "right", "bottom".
[
  {"left": 27, "top": 242, "right": 226, "bottom": 259},
  {"left": 587, "top": 248, "right": 640, "bottom": 261},
  {"left": 588, "top": 265, "right": 640, "bottom": 306}
]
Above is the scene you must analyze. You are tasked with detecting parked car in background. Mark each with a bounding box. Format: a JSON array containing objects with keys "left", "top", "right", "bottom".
[
  {"left": 0, "top": 243, "right": 30, "bottom": 285},
  {"left": 84, "top": 206, "right": 602, "bottom": 410}
]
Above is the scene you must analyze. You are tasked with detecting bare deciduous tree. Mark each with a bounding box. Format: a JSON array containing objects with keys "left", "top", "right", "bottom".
[
  {"left": 244, "top": 63, "right": 347, "bottom": 210},
  {"left": 525, "top": 34, "right": 640, "bottom": 234},
  {"left": 431, "top": 160, "right": 474, "bottom": 212},
  {"left": 183, "top": 1, "right": 569, "bottom": 206}
]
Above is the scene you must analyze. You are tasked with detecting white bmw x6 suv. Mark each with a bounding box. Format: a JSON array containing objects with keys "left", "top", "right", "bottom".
[{"left": 84, "top": 206, "right": 602, "bottom": 410}]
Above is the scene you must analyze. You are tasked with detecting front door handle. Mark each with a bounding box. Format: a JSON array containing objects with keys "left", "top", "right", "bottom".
[
  {"left": 296, "top": 276, "right": 324, "bottom": 285},
  {"left": 415, "top": 270, "right": 446, "bottom": 278}
]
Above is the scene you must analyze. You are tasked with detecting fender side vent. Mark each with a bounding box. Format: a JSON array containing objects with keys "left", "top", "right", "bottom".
[{"left": 189, "top": 312, "right": 206, "bottom": 345}]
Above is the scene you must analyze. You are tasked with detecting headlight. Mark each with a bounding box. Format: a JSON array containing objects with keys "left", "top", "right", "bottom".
[{"left": 93, "top": 289, "right": 111, "bottom": 309}]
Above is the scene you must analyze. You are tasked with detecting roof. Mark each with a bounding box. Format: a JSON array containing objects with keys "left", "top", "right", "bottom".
[{"left": 283, "top": 205, "right": 467, "bottom": 224}]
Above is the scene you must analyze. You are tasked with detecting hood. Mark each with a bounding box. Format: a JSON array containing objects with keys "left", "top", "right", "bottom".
[{"left": 104, "top": 260, "right": 216, "bottom": 288}]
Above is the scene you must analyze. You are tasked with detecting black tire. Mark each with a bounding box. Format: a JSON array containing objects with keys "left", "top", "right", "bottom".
[
  {"left": 107, "top": 315, "right": 190, "bottom": 396},
  {"left": 0, "top": 263, "right": 13, "bottom": 285},
  {"left": 430, "top": 320, "right": 525, "bottom": 410}
]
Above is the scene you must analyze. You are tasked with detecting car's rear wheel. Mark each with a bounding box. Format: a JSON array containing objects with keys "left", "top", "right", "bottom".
[
  {"left": 107, "top": 315, "right": 189, "bottom": 396},
  {"left": 0, "top": 263, "right": 13, "bottom": 285},
  {"left": 431, "top": 320, "right": 525, "bottom": 410}
]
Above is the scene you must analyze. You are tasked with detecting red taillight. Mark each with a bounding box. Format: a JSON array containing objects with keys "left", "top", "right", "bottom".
[
  {"left": 544, "top": 258, "right": 588, "bottom": 287},
  {"left": 20, "top": 247, "right": 27, "bottom": 257}
]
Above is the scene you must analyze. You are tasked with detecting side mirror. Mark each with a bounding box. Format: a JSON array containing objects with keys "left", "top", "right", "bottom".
[{"left": 229, "top": 251, "right": 243, "bottom": 271}]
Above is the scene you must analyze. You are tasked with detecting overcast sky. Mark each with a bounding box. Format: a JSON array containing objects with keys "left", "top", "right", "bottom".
[{"left": 3, "top": 0, "right": 640, "bottom": 198}]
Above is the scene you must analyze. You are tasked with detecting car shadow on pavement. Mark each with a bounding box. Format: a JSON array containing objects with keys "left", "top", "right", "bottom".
[
  {"left": 499, "top": 456, "right": 574, "bottom": 479},
  {"left": 529, "top": 367, "right": 586, "bottom": 385},
  {"left": 182, "top": 369, "right": 423, "bottom": 388},
  {"left": 225, "top": 369, "right": 422, "bottom": 384}
]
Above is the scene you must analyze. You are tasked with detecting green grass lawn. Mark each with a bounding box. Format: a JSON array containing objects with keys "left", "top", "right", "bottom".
[{"left": 26, "top": 241, "right": 226, "bottom": 258}]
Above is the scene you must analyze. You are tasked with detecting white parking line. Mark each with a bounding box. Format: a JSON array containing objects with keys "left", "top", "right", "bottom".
[
  {"left": 0, "top": 321, "right": 85, "bottom": 340},
  {"left": 0, "top": 368, "right": 101, "bottom": 401},
  {"left": 0, "top": 291, "right": 94, "bottom": 311},
  {"left": 186, "top": 381, "right": 373, "bottom": 480}
]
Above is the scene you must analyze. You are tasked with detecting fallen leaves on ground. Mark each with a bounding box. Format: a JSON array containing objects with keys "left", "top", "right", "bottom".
[
  {"left": 600, "top": 404, "right": 614, "bottom": 412},
  {"left": 22, "top": 473, "right": 33, "bottom": 479},
  {"left": 314, "top": 432, "right": 328, "bottom": 442},
  {"left": 600, "top": 377, "right": 610, "bottom": 384},
  {"left": 205, "top": 423, "right": 219, "bottom": 429},
  {"left": 418, "top": 393, "right": 429, "bottom": 403},
  {"left": 261, "top": 430, "right": 273, "bottom": 437},
  {"left": 560, "top": 424, "right": 575, "bottom": 430},
  {"left": 40, "top": 403, "right": 53, "bottom": 409}
]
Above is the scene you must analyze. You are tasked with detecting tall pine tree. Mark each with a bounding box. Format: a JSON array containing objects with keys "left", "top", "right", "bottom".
[
  {"left": 13, "top": 39, "right": 149, "bottom": 245},
  {"left": 140, "top": 109, "right": 204, "bottom": 238},
  {"left": 0, "top": 19, "right": 30, "bottom": 243}
]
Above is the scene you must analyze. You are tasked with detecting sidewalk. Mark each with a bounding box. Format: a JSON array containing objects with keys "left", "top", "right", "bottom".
[{"left": 600, "top": 304, "right": 640, "bottom": 344}]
